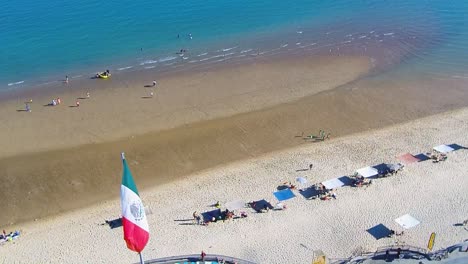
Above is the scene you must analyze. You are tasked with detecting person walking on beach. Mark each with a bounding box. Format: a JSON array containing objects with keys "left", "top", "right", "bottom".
[
  {"left": 193, "top": 211, "right": 201, "bottom": 225},
  {"left": 309, "top": 163, "right": 313, "bottom": 170},
  {"left": 152, "top": 80, "right": 157, "bottom": 87},
  {"left": 65, "top": 75, "right": 69, "bottom": 84},
  {"left": 25, "top": 103, "right": 31, "bottom": 112},
  {"left": 200, "top": 251, "right": 206, "bottom": 261}
]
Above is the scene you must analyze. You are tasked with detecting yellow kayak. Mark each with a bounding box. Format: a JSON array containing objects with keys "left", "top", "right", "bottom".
[{"left": 96, "top": 72, "right": 111, "bottom": 79}]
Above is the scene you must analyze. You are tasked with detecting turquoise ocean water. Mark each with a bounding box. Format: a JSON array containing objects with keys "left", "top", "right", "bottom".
[{"left": 1, "top": 0, "right": 468, "bottom": 90}]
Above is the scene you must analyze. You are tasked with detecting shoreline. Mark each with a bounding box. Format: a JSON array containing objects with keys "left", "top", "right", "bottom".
[
  {"left": 0, "top": 54, "right": 372, "bottom": 159},
  {"left": 1, "top": 16, "right": 437, "bottom": 94},
  {"left": 2, "top": 107, "right": 467, "bottom": 263}
]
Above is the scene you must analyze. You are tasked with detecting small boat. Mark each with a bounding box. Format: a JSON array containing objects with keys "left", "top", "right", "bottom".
[{"left": 96, "top": 72, "right": 111, "bottom": 79}]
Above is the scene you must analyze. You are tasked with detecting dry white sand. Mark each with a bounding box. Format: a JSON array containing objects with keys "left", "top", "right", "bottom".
[{"left": 1, "top": 108, "right": 467, "bottom": 263}]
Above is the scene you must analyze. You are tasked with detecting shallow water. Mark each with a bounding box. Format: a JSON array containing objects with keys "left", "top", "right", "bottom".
[{"left": 1, "top": 0, "right": 468, "bottom": 90}]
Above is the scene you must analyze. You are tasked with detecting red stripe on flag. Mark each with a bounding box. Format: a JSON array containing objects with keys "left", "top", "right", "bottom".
[{"left": 122, "top": 217, "right": 150, "bottom": 253}]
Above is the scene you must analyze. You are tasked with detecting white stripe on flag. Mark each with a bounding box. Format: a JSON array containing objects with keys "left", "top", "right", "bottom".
[{"left": 121, "top": 185, "right": 149, "bottom": 232}]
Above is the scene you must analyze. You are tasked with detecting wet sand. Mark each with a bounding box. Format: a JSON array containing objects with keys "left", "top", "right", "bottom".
[
  {"left": 1, "top": 53, "right": 468, "bottom": 226},
  {"left": 0, "top": 55, "right": 371, "bottom": 158},
  {"left": 2, "top": 107, "right": 467, "bottom": 263}
]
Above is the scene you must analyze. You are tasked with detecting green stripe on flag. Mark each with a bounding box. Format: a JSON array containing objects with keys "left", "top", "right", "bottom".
[{"left": 122, "top": 159, "right": 139, "bottom": 195}]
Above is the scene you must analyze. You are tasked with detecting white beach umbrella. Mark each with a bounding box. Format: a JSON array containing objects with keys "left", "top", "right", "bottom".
[
  {"left": 296, "top": 177, "right": 308, "bottom": 184},
  {"left": 433, "top": 144, "right": 454, "bottom": 154},
  {"left": 225, "top": 200, "right": 245, "bottom": 211},
  {"left": 321, "top": 178, "right": 345, "bottom": 190},
  {"left": 395, "top": 214, "right": 421, "bottom": 229},
  {"left": 356, "top": 166, "right": 379, "bottom": 178}
]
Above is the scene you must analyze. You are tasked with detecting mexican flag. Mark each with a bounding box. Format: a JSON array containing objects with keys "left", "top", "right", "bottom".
[{"left": 120, "top": 153, "right": 149, "bottom": 253}]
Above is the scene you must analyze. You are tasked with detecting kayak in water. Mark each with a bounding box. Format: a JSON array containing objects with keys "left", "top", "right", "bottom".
[{"left": 95, "top": 70, "right": 111, "bottom": 79}]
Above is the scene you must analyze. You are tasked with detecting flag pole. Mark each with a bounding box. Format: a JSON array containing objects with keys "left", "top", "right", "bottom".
[{"left": 139, "top": 252, "right": 144, "bottom": 264}]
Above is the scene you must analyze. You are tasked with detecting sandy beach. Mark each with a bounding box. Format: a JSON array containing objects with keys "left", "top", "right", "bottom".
[
  {"left": 0, "top": 50, "right": 467, "bottom": 263},
  {"left": 1, "top": 52, "right": 468, "bottom": 227},
  {"left": 4, "top": 1, "right": 468, "bottom": 263},
  {"left": 1, "top": 107, "right": 467, "bottom": 263}
]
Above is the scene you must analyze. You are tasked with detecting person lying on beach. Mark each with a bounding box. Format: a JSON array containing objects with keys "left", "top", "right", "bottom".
[
  {"left": 388, "top": 230, "right": 404, "bottom": 237},
  {"left": 304, "top": 132, "right": 320, "bottom": 140},
  {"left": 260, "top": 204, "right": 270, "bottom": 213},
  {"left": 247, "top": 201, "right": 256, "bottom": 209},
  {"left": 274, "top": 203, "right": 287, "bottom": 210},
  {"left": 283, "top": 181, "right": 296, "bottom": 189},
  {"left": 314, "top": 183, "right": 326, "bottom": 191},
  {"left": 222, "top": 209, "right": 234, "bottom": 219},
  {"left": 430, "top": 152, "right": 447, "bottom": 162}
]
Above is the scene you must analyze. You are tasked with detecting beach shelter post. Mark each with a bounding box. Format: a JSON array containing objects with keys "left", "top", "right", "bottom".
[{"left": 120, "top": 152, "right": 150, "bottom": 263}]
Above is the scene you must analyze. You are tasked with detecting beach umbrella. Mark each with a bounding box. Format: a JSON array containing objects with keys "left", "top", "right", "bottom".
[
  {"left": 321, "top": 178, "right": 345, "bottom": 190},
  {"left": 433, "top": 144, "right": 454, "bottom": 154},
  {"left": 273, "top": 189, "right": 296, "bottom": 201},
  {"left": 225, "top": 200, "right": 245, "bottom": 211},
  {"left": 296, "top": 177, "right": 308, "bottom": 184},
  {"left": 395, "top": 214, "right": 420, "bottom": 229},
  {"left": 356, "top": 166, "right": 379, "bottom": 178},
  {"left": 397, "top": 153, "right": 420, "bottom": 164}
]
